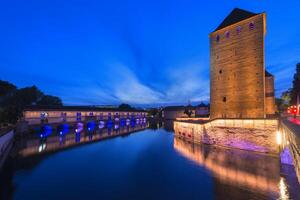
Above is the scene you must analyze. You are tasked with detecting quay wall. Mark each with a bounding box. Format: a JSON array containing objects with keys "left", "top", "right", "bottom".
[
  {"left": 0, "top": 130, "right": 14, "bottom": 169},
  {"left": 279, "top": 119, "right": 300, "bottom": 184},
  {"left": 174, "top": 119, "right": 279, "bottom": 154}
]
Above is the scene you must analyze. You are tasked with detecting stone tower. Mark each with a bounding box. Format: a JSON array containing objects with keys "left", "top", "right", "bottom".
[{"left": 210, "top": 8, "right": 275, "bottom": 119}]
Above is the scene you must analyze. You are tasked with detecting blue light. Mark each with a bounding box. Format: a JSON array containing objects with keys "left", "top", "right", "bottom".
[
  {"left": 87, "top": 121, "right": 96, "bottom": 132},
  {"left": 57, "top": 124, "right": 69, "bottom": 136},
  {"left": 99, "top": 121, "right": 105, "bottom": 129},
  {"left": 75, "top": 132, "right": 81, "bottom": 143},
  {"left": 120, "top": 118, "right": 126, "bottom": 127},
  {"left": 39, "top": 125, "right": 52, "bottom": 138},
  {"left": 76, "top": 122, "right": 84, "bottom": 133},
  {"left": 107, "top": 120, "right": 113, "bottom": 129}
]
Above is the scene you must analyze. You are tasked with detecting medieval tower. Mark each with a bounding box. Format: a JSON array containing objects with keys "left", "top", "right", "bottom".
[{"left": 210, "top": 8, "right": 275, "bottom": 119}]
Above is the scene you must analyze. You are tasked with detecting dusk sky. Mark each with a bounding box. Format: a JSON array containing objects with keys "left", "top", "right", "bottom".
[{"left": 0, "top": 0, "right": 299, "bottom": 106}]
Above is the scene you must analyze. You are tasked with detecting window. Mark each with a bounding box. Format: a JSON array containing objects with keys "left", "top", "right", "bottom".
[
  {"left": 249, "top": 22, "right": 255, "bottom": 30},
  {"left": 219, "top": 69, "right": 222, "bottom": 74},
  {"left": 216, "top": 35, "right": 220, "bottom": 42},
  {"left": 223, "top": 97, "right": 227, "bottom": 102},
  {"left": 225, "top": 31, "right": 230, "bottom": 38},
  {"left": 236, "top": 26, "right": 242, "bottom": 35}
]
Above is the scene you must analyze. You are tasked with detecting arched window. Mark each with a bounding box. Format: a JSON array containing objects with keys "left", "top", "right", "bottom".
[
  {"left": 225, "top": 31, "right": 230, "bottom": 38},
  {"left": 249, "top": 22, "right": 255, "bottom": 30},
  {"left": 236, "top": 26, "right": 242, "bottom": 35},
  {"left": 216, "top": 35, "right": 220, "bottom": 42}
]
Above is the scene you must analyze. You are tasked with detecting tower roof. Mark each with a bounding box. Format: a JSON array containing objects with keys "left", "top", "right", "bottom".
[
  {"left": 215, "top": 8, "right": 258, "bottom": 31},
  {"left": 265, "top": 70, "right": 273, "bottom": 77}
]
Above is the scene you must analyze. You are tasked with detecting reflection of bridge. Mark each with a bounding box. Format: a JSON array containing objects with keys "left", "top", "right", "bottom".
[{"left": 19, "top": 124, "right": 147, "bottom": 157}]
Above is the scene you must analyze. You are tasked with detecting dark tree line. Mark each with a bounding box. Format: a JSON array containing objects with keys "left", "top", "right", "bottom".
[
  {"left": 290, "top": 63, "right": 300, "bottom": 105},
  {"left": 276, "top": 63, "right": 300, "bottom": 112},
  {"left": 0, "top": 80, "right": 62, "bottom": 125}
]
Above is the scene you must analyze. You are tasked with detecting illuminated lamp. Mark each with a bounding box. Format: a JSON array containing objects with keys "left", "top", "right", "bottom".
[
  {"left": 39, "top": 125, "right": 52, "bottom": 138},
  {"left": 276, "top": 131, "right": 282, "bottom": 145}
]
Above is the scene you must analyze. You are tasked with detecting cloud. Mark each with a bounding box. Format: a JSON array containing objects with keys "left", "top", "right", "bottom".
[{"left": 164, "top": 62, "right": 210, "bottom": 103}]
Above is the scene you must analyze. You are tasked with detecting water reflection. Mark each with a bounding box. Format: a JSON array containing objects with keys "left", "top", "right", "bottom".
[
  {"left": 173, "top": 136, "right": 288, "bottom": 199},
  {"left": 20, "top": 123, "right": 147, "bottom": 157}
]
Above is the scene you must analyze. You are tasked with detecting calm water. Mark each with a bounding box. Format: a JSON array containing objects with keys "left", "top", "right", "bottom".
[{"left": 0, "top": 123, "right": 299, "bottom": 200}]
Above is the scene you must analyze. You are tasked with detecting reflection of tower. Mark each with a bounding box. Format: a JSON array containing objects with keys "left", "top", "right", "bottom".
[{"left": 173, "top": 137, "right": 280, "bottom": 198}]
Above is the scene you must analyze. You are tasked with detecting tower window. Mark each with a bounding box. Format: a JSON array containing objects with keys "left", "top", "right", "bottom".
[
  {"left": 236, "top": 26, "right": 242, "bottom": 35},
  {"left": 223, "top": 97, "right": 227, "bottom": 102},
  {"left": 216, "top": 35, "right": 220, "bottom": 42},
  {"left": 249, "top": 22, "right": 255, "bottom": 30},
  {"left": 225, "top": 31, "right": 230, "bottom": 38},
  {"left": 219, "top": 69, "right": 222, "bottom": 74}
]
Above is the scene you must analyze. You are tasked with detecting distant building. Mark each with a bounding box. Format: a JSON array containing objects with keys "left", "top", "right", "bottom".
[
  {"left": 162, "top": 106, "right": 195, "bottom": 120},
  {"left": 23, "top": 106, "right": 147, "bottom": 125},
  {"left": 210, "top": 8, "right": 275, "bottom": 119},
  {"left": 265, "top": 71, "right": 276, "bottom": 116},
  {"left": 195, "top": 103, "right": 210, "bottom": 117}
]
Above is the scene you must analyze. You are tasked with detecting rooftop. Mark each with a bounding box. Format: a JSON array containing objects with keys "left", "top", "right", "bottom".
[
  {"left": 265, "top": 70, "right": 274, "bottom": 77},
  {"left": 23, "top": 105, "right": 146, "bottom": 112},
  {"left": 214, "top": 8, "right": 259, "bottom": 32}
]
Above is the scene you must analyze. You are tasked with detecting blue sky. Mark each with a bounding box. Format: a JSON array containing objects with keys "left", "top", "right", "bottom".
[{"left": 0, "top": 0, "right": 299, "bottom": 106}]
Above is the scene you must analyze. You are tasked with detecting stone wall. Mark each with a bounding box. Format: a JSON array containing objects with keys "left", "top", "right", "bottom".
[
  {"left": 210, "top": 13, "right": 267, "bottom": 119},
  {"left": 265, "top": 75, "right": 276, "bottom": 116},
  {"left": 0, "top": 130, "right": 14, "bottom": 169},
  {"left": 174, "top": 119, "right": 279, "bottom": 154}
]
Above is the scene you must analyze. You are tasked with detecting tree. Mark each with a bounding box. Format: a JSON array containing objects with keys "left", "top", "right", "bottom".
[
  {"left": 37, "top": 95, "right": 62, "bottom": 106},
  {"left": 0, "top": 80, "right": 63, "bottom": 124},
  {"left": 290, "top": 63, "right": 300, "bottom": 105},
  {"left": 281, "top": 90, "right": 291, "bottom": 105},
  {"left": 0, "top": 80, "right": 16, "bottom": 97},
  {"left": 184, "top": 105, "right": 194, "bottom": 117},
  {"left": 118, "top": 103, "right": 134, "bottom": 110},
  {"left": 0, "top": 86, "right": 44, "bottom": 123}
]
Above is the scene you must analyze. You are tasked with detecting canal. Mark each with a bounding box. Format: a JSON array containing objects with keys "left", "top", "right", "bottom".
[{"left": 0, "top": 122, "right": 299, "bottom": 200}]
